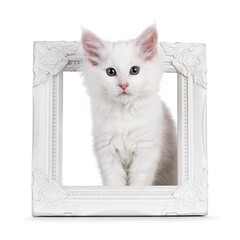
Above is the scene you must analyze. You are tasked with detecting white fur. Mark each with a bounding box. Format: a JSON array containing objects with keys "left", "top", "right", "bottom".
[{"left": 81, "top": 26, "right": 177, "bottom": 186}]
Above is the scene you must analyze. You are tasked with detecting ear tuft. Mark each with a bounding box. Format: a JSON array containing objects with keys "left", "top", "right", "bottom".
[
  {"left": 136, "top": 25, "right": 158, "bottom": 61},
  {"left": 82, "top": 30, "right": 106, "bottom": 66}
]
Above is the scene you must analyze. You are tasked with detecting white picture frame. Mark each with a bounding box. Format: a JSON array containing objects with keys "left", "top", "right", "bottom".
[{"left": 32, "top": 41, "right": 208, "bottom": 216}]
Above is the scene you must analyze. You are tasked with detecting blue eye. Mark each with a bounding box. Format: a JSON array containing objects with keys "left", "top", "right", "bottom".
[
  {"left": 106, "top": 68, "right": 116, "bottom": 76},
  {"left": 130, "top": 66, "right": 140, "bottom": 75}
]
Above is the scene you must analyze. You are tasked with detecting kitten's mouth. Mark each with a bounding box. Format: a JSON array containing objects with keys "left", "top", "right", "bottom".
[{"left": 119, "top": 91, "right": 130, "bottom": 96}]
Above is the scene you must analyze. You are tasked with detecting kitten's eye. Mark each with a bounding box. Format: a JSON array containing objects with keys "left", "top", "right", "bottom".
[
  {"left": 106, "top": 68, "right": 116, "bottom": 77},
  {"left": 130, "top": 66, "right": 140, "bottom": 75}
]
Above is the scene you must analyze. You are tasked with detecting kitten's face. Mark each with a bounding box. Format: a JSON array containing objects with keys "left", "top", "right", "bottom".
[{"left": 82, "top": 26, "right": 163, "bottom": 105}]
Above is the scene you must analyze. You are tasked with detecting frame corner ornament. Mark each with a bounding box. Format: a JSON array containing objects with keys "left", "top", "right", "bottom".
[
  {"left": 33, "top": 41, "right": 80, "bottom": 87},
  {"left": 161, "top": 42, "right": 207, "bottom": 89},
  {"left": 162, "top": 169, "right": 208, "bottom": 215},
  {"left": 32, "top": 169, "right": 79, "bottom": 216}
]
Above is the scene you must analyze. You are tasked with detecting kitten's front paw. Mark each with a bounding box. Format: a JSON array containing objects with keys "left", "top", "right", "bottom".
[
  {"left": 102, "top": 175, "right": 127, "bottom": 186},
  {"left": 128, "top": 174, "right": 154, "bottom": 186}
]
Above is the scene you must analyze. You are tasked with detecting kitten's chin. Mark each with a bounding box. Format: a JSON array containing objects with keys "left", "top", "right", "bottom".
[
  {"left": 118, "top": 94, "right": 131, "bottom": 103},
  {"left": 111, "top": 92, "right": 133, "bottom": 104}
]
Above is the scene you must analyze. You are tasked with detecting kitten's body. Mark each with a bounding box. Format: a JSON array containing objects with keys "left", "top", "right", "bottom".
[{"left": 81, "top": 26, "right": 177, "bottom": 185}]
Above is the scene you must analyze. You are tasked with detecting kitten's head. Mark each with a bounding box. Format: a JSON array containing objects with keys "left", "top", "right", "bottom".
[{"left": 81, "top": 25, "right": 163, "bottom": 105}]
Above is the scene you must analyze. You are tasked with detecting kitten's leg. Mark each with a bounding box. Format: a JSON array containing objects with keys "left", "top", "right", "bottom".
[
  {"left": 128, "top": 148, "right": 160, "bottom": 186},
  {"left": 97, "top": 147, "right": 127, "bottom": 186}
]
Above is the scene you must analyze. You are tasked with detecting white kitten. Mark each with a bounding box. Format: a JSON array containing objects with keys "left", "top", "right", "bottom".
[{"left": 81, "top": 25, "right": 177, "bottom": 186}]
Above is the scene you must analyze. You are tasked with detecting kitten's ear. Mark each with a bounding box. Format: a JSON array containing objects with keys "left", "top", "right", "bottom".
[
  {"left": 135, "top": 25, "right": 158, "bottom": 61},
  {"left": 81, "top": 29, "right": 106, "bottom": 66}
]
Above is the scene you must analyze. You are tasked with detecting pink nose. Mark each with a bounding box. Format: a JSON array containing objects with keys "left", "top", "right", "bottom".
[{"left": 119, "top": 83, "right": 129, "bottom": 90}]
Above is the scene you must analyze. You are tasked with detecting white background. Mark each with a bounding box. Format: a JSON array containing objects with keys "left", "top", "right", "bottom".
[
  {"left": 62, "top": 72, "right": 177, "bottom": 186},
  {"left": 0, "top": 0, "right": 240, "bottom": 239}
]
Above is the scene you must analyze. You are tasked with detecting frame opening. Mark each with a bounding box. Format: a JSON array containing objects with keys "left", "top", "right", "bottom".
[{"left": 61, "top": 71, "right": 180, "bottom": 187}]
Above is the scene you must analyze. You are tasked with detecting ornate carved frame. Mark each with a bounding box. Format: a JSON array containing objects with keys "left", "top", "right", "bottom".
[{"left": 32, "top": 41, "right": 207, "bottom": 216}]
